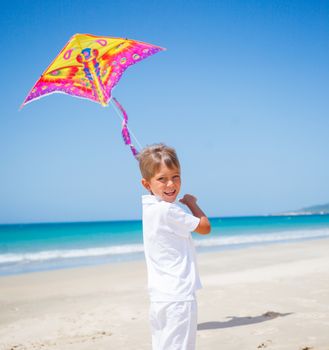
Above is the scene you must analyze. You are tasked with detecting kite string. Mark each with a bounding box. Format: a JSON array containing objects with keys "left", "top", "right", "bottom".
[{"left": 110, "top": 98, "right": 143, "bottom": 151}]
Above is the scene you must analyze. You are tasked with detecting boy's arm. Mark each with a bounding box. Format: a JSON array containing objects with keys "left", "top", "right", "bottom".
[{"left": 179, "top": 194, "right": 211, "bottom": 235}]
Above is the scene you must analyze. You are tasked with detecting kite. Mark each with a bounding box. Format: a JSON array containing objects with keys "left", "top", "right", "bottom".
[{"left": 21, "top": 33, "right": 165, "bottom": 158}]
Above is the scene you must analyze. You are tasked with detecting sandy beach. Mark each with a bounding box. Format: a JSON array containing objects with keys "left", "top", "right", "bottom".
[{"left": 1, "top": 239, "right": 329, "bottom": 350}]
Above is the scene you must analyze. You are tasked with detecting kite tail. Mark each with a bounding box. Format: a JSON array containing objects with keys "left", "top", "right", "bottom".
[{"left": 112, "top": 97, "right": 139, "bottom": 159}]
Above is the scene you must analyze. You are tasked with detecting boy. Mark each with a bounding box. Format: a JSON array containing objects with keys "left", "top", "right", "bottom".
[{"left": 138, "top": 143, "right": 211, "bottom": 350}]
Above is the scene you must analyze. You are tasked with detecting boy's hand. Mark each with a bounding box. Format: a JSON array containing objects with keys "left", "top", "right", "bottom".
[
  {"left": 179, "top": 194, "right": 211, "bottom": 235},
  {"left": 179, "top": 194, "right": 197, "bottom": 206}
]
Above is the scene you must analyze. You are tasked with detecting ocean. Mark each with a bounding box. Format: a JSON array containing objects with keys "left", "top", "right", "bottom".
[{"left": 1, "top": 214, "right": 329, "bottom": 276}]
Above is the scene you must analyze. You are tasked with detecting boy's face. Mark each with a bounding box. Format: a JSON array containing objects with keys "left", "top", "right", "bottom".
[{"left": 142, "top": 163, "right": 181, "bottom": 203}]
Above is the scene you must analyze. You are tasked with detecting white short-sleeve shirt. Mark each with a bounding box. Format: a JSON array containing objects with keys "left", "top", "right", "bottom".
[{"left": 142, "top": 194, "right": 202, "bottom": 302}]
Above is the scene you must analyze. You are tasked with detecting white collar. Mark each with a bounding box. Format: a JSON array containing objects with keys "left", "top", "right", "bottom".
[
  {"left": 142, "top": 194, "right": 180, "bottom": 205},
  {"left": 142, "top": 194, "right": 163, "bottom": 204}
]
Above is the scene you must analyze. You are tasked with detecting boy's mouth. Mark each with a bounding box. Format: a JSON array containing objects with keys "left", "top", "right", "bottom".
[{"left": 164, "top": 190, "right": 176, "bottom": 197}]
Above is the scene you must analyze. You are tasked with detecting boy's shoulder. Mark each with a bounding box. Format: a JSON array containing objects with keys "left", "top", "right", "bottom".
[
  {"left": 142, "top": 195, "right": 180, "bottom": 210},
  {"left": 142, "top": 195, "right": 172, "bottom": 207},
  {"left": 142, "top": 195, "right": 200, "bottom": 236},
  {"left": 142, "top": 195, "right": 186, "bottom": 219}
]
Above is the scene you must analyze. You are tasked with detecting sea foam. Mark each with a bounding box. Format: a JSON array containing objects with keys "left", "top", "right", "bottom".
[{"left": 1, "top": 228, "right": 328, "bottom": 265}]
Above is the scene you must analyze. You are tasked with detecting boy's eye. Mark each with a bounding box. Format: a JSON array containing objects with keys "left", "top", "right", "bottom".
[{"left": 156, "top": 175, "right": 180, "bottom": 183}]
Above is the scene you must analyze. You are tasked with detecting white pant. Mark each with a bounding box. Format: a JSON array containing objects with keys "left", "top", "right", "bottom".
[{"left": 149, "top": 300, "right": 197, "bottom": 350}]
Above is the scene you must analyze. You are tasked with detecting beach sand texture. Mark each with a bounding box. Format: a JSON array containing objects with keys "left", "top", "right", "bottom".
[{"left": 0, "top": 239, "right": 329, "bottom": 350}]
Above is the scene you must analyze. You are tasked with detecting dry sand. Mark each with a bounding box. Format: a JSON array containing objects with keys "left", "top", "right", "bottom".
[{"left": 1, "top": 239, "right": 329, "bottom": 350}]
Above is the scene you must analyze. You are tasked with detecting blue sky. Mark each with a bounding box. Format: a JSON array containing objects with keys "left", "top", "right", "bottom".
[{"left": 1, "top": 0, "right": 328, "bottom": 223}]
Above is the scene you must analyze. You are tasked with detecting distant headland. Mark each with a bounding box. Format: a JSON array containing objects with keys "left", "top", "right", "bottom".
[{"left": 273, "top": 203, "right": 329, "bottom": 216}]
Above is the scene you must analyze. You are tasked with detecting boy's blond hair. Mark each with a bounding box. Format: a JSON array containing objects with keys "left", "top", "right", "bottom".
[{"left": 138, "top": 143, "right": 180, "bottom": 180}]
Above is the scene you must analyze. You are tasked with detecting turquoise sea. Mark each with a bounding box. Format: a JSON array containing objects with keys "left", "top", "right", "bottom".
[{"left": 1, "top": 215, "right": 329, "bottom": 276}]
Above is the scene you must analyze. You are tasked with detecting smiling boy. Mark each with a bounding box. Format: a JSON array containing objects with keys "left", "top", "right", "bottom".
[{"left": 138, "top": 143, "right": 211, "bottom": 350}]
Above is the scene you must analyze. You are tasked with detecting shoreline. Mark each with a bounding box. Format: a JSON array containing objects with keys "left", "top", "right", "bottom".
[
  {"left": 2, "top": 231, "right": 329, "bottom": 278},
  {"left": 1, "top": 239, "right": 329, "bottom": 349}
]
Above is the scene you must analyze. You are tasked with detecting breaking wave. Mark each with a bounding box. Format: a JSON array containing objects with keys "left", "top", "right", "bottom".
[{"left": 1, "top": 228, "right": 329, "bottom": 265}]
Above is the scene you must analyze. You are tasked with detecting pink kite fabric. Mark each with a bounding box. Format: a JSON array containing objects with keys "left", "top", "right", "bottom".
[{"left": 21, "top": 33, "right": 165, "bottom": 157}]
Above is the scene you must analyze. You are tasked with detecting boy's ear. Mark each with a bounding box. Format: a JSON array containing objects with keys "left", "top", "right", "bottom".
[{"left": 141, "top": 178, "right": 151, "bottom": 191}]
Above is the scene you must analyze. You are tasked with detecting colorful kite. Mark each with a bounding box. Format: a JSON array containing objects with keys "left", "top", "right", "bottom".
[{"left": 21, "top": 33, "right": 165, "bottom": 158}]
